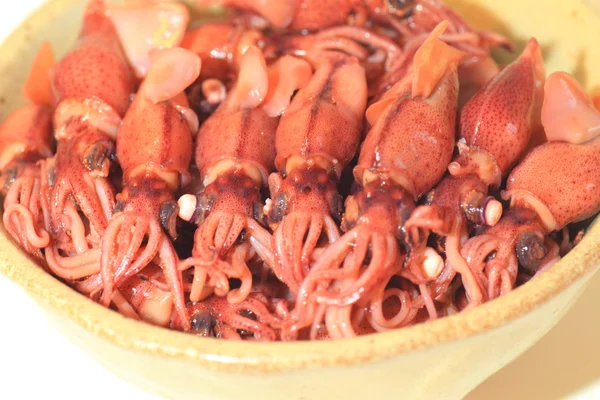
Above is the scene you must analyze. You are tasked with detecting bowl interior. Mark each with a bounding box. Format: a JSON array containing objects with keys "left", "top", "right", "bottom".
[{"left": 0, "top": 0, "right": 600, "bottom": 374}]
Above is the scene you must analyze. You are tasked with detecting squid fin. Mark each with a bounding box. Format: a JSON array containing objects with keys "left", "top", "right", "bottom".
[
  {"left": 412, "top": 20, "right": 465, "bottom": 99},
  {"left": 23, "top": 41, "right": 55, "bottom": 107},
  {"left": 144, "top": 48, "right": 201, "bottom": 104},
  {"left": 541, "top": 71, "right": 600, "bottom": 144}
]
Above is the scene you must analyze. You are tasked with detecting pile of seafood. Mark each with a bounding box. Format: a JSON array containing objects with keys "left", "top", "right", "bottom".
[{"left": 1, "top": 0, "right": 600, "bottom": 341}]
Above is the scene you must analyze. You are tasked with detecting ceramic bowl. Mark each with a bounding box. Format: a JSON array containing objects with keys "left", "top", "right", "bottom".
[{"left": 1, "top": 1, "right": 600, "bottom": 399}]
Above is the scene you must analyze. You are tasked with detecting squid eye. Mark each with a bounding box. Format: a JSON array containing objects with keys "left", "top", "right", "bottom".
[
  {"left": 386, "top": 0, "right": 415, "bottom": 17},
  {"left": 424, "top": 190, "right": 435, "bottom": 205},
  {"left": 190, "top": 310, "right": 217, "bottom": 338},
  {"left": 329, "top": 192, "right": 344, "bottom": 222},
  {"left": 516, "top": 232, "right": 547, "bottom": 274},
  {"left": 267, "top": 193, "right": 288, "bottom": 223},
  {"left": 114, "top": 200, "right": 125, "bottom": 213},
  {"left": 83, "top": 142, "right": 114, "bottom": 173},
  {"left": 253, "top": 202, "right": 264, "bottom": 222},
  {"left": 47, "top": 166, "right": 56, "bottom": 187}
]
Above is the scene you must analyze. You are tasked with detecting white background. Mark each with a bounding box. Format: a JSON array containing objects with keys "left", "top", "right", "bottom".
[{"left": 1, "top": 2, "right": 600, "bottom": 400}]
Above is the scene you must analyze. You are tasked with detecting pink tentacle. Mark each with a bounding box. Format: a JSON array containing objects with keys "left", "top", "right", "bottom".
[
  {"left": 3, "top": 204, "right": 49, "bottom": 249},
  {"left": 45, "top": 244, "right": 101, "bottom": 280},
  {"left": 246, "top": 218, "right": 275, "bottom": 269},
  {"left": 158, "top": 236, "right": 189, "bottom": 331},
  {"left": 301, "top": 214, "right": 324, "bottom": 270},
  {"left": 179, "top": 256, "right": 230, "bottom": 302},
  {"left": 419, "top": 283, "right": 438, "bottom": 320},
  {"left": 367, "top": 284, "right": 416, "bottom": 331},
  {"left": 446, "top": 228, "right": 484, "bottom": 305},
  {"left": 117, "top": 219, "right": 162, "bottom": 284},
  {"left": 213, "top": 213, "right": 235, "bottom": 253},
  {"left": 226, "top": 242, "right": 254, "bottom": 304},
  {"left": 64, "top": 201, "right": 89, "bottom": 253}
]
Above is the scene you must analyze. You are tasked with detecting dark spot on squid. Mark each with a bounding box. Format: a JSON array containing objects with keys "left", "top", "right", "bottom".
[
  {"left": 329, "top": 193, "right": 343, "bottom": 222},
  {"left": 2, "top": 166, "right": 18, "bottom": 190},
  {"left": 47, "top": 167, "right": 56, "bottom": 187},
  {"left": 424, "top": 190, "right": 435, "bottom": 206},
  {"left": 238, "top": 309, "right": 257, "bottom": 320},
  {"left": 397, "top": 224, "right": 408, "bottom": 245},
  {"left": 190, "top": 310, "right": 217, "bottom": 337},
  {"left": 462, "top": 191, "right": 487, "bottom": 225},
  {"left": 83, "top": 142, "right": 113, "bottom": 173},
  {"left": 186, "top": 82, "right": 221, "bottom": 125},
  {"left": 396, "top": 204, "right": 414, "bottom": 242},
  {"left": 516, "top": 232, "right": 547, "bottom": 274},
  {"left": 160, "top": 200, "right": 179, "bottom": 240},
  {"left": 252, "top": 202, "right": 263, "bottom": 223},
  {"left": 114, "top": 200, "right": 125, "bottom": 213},
  {"left": 386, "top": 0, "right": 415, "bottom": 19},
  {"left": 507, "top": 208, "right": 538, "bottom": 225},
  {"left": 236, "top": 229, "right": 247, "bottom": 245},
  {"left": 192, "top": 194, "right": 210, "bottom": 225},
  {"left": 398, "top": 240, "right": 410, "bottom": 256},
  {"left": 300, "top": 185, "right": 312, "bottom": 194},
  {"left": 363, "top": 249, "right": 373, "bottom": 266},
  {"left": 268, "top": 193, "right": 288, "bottom": 223}
]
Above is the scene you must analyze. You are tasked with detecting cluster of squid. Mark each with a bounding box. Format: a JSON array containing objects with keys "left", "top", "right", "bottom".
[{"left": 1, "top": 0, "right": 599, "bottom": 341}]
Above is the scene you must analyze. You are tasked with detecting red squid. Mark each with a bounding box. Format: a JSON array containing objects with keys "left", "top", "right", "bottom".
[
  {"left": 0, "top": 41, "right": 57, "bottom": 260},
  {"left": 285, "top": 21, "right": 464, "bottom": 338},
  {"left": 177, "top": 47, "right": 293, "bottom": 305},
  {"left": 370, "top": 0, "right": 510, "bottom": 101},
  {"left": 49, "top": 0, "right": 135, "bottom": 259},
  {"left": 404, "top": 38, "right": 545, "bottom": 307},
  {"left": 0, "top": 105, "right": 53, "bottom": 260},
  {"left": 461, "top": 71, "right": 600, "bottom": 301},
  {"left": 98, "top": 48, "right": 201, "bottom": 330},
  {"left": 265, "top": 51, "right": 368, "bottom": 294}
]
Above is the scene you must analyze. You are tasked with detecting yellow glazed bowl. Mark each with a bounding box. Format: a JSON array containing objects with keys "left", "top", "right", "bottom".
[{"left": 1, "top": 1, "right": 600, "bottom": 399}]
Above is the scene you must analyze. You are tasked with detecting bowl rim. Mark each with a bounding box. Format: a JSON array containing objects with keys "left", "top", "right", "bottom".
[{"left": 1, "top": 0, "right": 600, "bottom": 375}]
